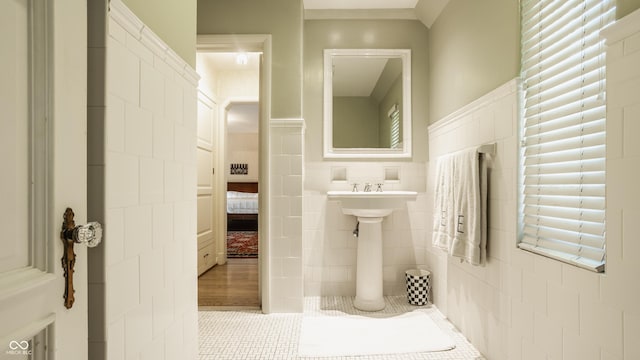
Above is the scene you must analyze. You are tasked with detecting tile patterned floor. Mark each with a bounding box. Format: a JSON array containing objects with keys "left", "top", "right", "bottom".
[{"left": 199, "top": 296, "right": 485, "bottom": 360}]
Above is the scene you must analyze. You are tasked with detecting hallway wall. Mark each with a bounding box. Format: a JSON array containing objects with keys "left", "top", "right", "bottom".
[{"left": 88, "top": 1, "right": 199, "bottom": 358}]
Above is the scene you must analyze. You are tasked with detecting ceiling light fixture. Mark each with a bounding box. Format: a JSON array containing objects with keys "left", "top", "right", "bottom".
[{"left": 236, "top": 53, "right": 248, "bottom": 65}]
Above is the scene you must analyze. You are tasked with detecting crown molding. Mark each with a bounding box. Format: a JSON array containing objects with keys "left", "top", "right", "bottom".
[{"left": 304, "top": 8, "right": 417, "bottom": 20}]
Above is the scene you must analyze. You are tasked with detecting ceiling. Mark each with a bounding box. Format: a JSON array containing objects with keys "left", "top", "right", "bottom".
[
  {"left": 196, "top": 52, "right": 260, "bottom": 134},
  {"left": 302, "top": 0, "right": 450, "bottom": 28},
  {"left": 332, "top": 57, "right": 388, "bottom": 97},
  {"left": 304, "top": 0, "right": 419, "bottom": 9},
  {"left": 199, "top": 52, "right": 261, "bottom": 72}
]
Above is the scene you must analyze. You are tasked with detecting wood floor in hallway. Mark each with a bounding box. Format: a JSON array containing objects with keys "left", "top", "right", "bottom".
[{"left": 198, "top": 258, "right": 260, "bottom": 309}]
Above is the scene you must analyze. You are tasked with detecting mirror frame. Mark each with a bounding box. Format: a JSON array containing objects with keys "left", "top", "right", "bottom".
[{"left": 323, "top": 48, "right": 412, "bottom": 159}]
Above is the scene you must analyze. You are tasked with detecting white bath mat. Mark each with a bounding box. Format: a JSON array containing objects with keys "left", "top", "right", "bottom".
[{"left": 298, "top": 311, "right": 456, "bottom": 357}]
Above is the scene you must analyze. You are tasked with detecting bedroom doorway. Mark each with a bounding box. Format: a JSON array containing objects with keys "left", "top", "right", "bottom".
[{"left": 195, "top": 49, "right": 262, "bottom": 309}]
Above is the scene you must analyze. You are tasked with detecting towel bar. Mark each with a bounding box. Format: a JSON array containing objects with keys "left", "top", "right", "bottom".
[{"left": 477, "top": 143, "right": 496, "bottom": 155}]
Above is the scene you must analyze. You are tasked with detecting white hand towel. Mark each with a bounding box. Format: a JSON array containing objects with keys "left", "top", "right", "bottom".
[
  {"left": 432, "top": 154, "right": 454, "bottom": 251},
  {"left": 449, "top": 149, "right": 483, "bottom": 265}
]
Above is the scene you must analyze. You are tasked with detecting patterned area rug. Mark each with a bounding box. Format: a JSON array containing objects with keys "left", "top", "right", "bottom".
[{"left": 227, "top": 231, "right": 258, "bottom": 258}]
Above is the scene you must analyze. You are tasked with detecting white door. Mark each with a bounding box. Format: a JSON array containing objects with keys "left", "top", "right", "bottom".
[
  {"left": 197, "top": 91, "right": 219, "bottom": 274},
  {"left": 0, "top": 0, "right": 88, "bottom": 359}
]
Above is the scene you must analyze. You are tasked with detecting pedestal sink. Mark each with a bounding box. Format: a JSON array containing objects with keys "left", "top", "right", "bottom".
[{"left": 326, "top": 190, "right": 418, "bottom": 311}]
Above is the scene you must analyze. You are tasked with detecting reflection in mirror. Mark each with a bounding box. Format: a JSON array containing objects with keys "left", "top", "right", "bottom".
[{"left": 324, "top": 49, "right": 411, "bottom": 159}]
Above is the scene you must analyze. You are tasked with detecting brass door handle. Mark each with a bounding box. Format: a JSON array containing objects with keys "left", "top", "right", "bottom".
[{"left": 60, "top": 207, "right": 102, "bottom": 309}]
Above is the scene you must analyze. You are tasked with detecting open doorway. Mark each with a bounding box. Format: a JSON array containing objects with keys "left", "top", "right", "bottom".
[{"left": 196, "top": 51, "right": 261, "bottom": 308}]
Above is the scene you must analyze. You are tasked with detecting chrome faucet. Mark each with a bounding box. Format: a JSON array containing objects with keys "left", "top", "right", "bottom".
[
  {"left": 376, "top": 183, "right": 383, "bottom": 192},
  {"left": 364, "top": 183, "right": 372, "bottom": 192},
  {"left": 351, "top": 183, "right": 359, "bottom": 192}
]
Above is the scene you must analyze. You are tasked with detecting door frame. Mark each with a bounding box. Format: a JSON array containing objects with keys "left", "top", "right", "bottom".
[{"left": 197, "top": 34, "right": 272, "bottom": 313}]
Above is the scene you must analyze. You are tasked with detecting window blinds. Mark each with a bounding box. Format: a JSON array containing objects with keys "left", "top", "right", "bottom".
[{"left": 519, "top": 0, "right": 615, "bottom": 272}]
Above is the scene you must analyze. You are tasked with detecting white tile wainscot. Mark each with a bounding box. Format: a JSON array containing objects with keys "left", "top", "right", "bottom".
[
  {"left": 87, "top": 0, "right": 199, "bottom": 359},
  {"left": 270, "top": 119, "right": 305, "bottom": 312},
  {"left": 427, "top": 79, "right": 519, "bottom": 360}
]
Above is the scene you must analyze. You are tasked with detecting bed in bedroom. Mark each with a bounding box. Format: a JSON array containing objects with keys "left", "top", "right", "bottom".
[{"left": 227, "top": 182, "right": 259, "bottom": 231}]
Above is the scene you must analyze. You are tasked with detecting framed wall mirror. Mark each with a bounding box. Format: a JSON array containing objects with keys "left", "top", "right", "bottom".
[{"left": 323, "top": 49, "right": 412, "bottom": 159}]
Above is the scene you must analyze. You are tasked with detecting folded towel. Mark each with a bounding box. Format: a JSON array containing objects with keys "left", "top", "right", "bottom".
[
  {"left": 432, "top": 155, "right": 453, "bottom": 251},
  {"left": 432, "top": 148, "right": 488, "bottom": 266},
  {"left": 448, "top": 150, "right": 482, "bottom": 265}
]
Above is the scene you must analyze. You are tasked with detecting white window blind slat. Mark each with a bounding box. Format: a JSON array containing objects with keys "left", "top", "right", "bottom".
[
  {"left": 523, "top": 7, "right": 606, "bottom": 63},
  {"left": 523, "top": 144, "right": 605, "bottom": 165},
  {"left": 521, "top": 226, "right": 605, "bottom": 254},
  {"left": 524, "top": 84, "right": 604, "bottom": 118},
  {"left": 523, "top": 215, "right": 605, "bottom": 238},
  {"left": 523, "top": 5, "right": 611, "bottom": 56},
  {"left": 522, "top": 0, "right": 581, "bottom": 33},
  {"left": 524, "top": 108, "right": 603, "bottom": 136},
  {"left": 524, "top": 195, "right": 605, "bottom": 210},
  {"left": 523, "top": 30, "right": 604, "bottom": 78},
  {"left": 520, "top": 233, "right": 605, "bottom": 260},
  {"left": 523, "top": 204, "right": 605, "bottom": 223},
  {"left": 521, "top": 232, "right": 604, "bottom": 252},
  {"left": 523, "top": 119, "right": 605, "bottom": 147},
  {"left": 524, "top": 157, "right": 605, "bottom": 175},
  {"left": 524, "top": 171, "right": 605, "bottom": 186},
  {"left": 524, "top": 66, "right": 603, "bottom": 107},
  {"left": 523, "top": 96, "right": 604, "bottom": 125},
  {"left": 523, "top": 132, "right": 605, "bottom": 156}
]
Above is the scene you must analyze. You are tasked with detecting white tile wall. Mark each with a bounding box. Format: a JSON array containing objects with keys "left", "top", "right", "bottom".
[
  {"left": 87, "top": 1, "right": 199, "bottom": 359},
  {"left": 303, "top": 160, "right": 428, "bottom": 297},
  {"left": 426, "top": 10, "right": 640, "bottom": 358},
  {"left": 270, "top": 120, "right": 305, "bottom": 312}
]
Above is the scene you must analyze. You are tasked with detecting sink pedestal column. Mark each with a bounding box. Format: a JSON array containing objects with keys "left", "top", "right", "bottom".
[{"left": 354, "top": 216, "right": 385, "bottom": 311}]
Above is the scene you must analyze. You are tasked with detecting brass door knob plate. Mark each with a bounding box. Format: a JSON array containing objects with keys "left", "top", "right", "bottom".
[{"left": 60, "top": 207, "right": 102, "bottom": 309}]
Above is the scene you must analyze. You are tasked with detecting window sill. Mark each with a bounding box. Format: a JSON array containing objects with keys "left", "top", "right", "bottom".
[{"left": 517, "top": 243, "right": 605, "bottom": 273}]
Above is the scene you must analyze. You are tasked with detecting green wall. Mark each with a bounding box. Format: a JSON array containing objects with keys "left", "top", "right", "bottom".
[
  {"left": 304, "top": 20, "right": 429, "bottom": 162},
  {"left": 122, "top": 0, "right": 196, "bottom": 67},
  {"left": 617, "top": 0, "right": 640, "bottom": 18},
  {"left": 428, "top": 0, "right": 520, "bottom": 123},
  {"left": 427, "top": 0, "right": 640, "bottom": 123},
  {"left": 197, "top": 0, "right": 303, "bottom": 120}
]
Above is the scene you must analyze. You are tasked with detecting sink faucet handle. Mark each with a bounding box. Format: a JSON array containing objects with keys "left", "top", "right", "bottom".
[
  {"left": 376, "top": 183, "right": 383, "bottom": 192},
  {"left": 351, "top": 183, "right": 359, "bottom": 192}
]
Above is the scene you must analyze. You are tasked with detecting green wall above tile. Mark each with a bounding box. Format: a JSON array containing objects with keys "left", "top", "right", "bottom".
[{"left": 122, "top": 0, "right": 197, "bottom": 67}]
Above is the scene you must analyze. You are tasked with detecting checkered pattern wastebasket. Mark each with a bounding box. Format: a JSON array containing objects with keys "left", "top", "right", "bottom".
[{"left": 405, "top": 269, "right": 431, "bottom": 306}]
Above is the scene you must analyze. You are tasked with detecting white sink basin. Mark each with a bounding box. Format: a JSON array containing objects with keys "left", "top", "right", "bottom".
[
  {"left": 326, "top": 190, "right": 418, "bottom": 311},
  {"left": 326, "top": 190, "right": 418, "bottom": 218}
]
